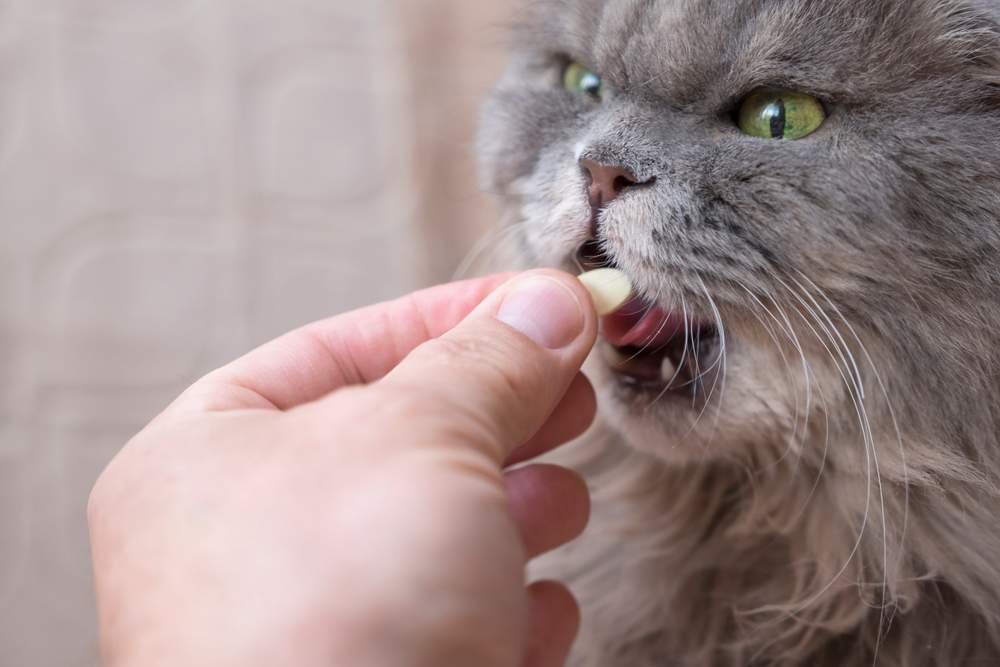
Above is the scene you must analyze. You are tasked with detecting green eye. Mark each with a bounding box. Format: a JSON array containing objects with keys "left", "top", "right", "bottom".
[
  {"left": 563, "top": 63, "right": 603, "bottom": 99},
  {"left": 737, "top": 90, "right": 826, "bottom": 140}
]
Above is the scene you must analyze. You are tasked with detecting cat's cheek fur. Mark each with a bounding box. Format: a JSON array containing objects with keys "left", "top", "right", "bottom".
[
  {"left": 515, "top": 154, "right": 594, "bottom": 267},
  {"left": 478, "top": 86, "right": 586, "bottom": 197},
  {"left": 585, "top": 322, "right": 847, "bottom": 465}
]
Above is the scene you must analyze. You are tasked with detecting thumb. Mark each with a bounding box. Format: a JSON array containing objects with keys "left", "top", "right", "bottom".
[{"left": 375, "top": 269, "right": 599, "bottom": 465}]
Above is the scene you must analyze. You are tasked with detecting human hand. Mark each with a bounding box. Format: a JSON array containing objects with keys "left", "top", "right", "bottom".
[{"left": 88, "top": 270, "right": 600, "bottom": 667}]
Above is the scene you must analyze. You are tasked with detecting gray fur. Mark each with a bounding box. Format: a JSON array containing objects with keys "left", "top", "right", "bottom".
[{"left": 477, "top": 0, "right": 1000, "bottom": 664}]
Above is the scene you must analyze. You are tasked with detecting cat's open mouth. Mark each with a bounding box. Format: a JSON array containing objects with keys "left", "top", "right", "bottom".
[
  {"left": 577, "top": 242, "right": 722, "bottom": 398},
  {"left": 600, "top": 299, "right": 721, "bottom": 397}
]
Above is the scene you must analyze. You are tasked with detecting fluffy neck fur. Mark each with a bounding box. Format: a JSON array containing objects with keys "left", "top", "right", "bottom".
[{"left": 539, "top": 412, "right": 1000, "bottom": 666}]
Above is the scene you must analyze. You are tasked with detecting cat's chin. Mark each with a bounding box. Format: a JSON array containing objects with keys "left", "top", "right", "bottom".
[
  {"left": 583, "top": 297, "right": 734, "bottom": 463},
  {"left": 585, "top": 328, "right": 801, "bottom": 465},
  {"left": 595, "top": 394, "right": 720, "bottom": 465},
  {"left": 587, "top": 354, "right": 733, "bottom": 465}
]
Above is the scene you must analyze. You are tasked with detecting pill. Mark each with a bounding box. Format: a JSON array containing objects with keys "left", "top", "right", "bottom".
[{"left": 579, "top": 268, "right": 633, "bottom": 316}]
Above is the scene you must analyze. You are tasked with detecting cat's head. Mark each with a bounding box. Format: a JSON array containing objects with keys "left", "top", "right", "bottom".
[{"left": 479, "top": 0, "right": 1000, "bottom": 467}]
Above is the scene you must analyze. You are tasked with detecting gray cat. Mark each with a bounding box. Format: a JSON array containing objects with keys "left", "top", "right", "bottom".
[{"left": 477, "top": 0, "right": 1000, "bottom": 664}]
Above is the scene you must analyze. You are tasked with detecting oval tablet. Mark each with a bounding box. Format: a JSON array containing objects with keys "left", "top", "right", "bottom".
[{"left": 579, "top": 269, "right": 633, "bottom": 316}]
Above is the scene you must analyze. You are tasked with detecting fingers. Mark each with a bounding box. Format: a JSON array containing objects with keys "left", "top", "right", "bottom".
[
  {"left": 174, "top": 274, "right": 514, "bottom": 412},
  {"left": 505, "top": 464, "right": 590, "bottom": 559},
  {"left": 507, "top": 373, "right": 596, "bottom": 467},
  {"left": 523, "top": 581, "right": 581, "bottom": 667},
  {"left": 377, "top": 270, "right": 599, "bottom": 464}
]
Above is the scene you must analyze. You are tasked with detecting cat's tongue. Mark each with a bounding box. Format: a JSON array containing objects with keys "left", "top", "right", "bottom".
[{"left": 602, "top": 298, "right": 685, "bottom": 349}]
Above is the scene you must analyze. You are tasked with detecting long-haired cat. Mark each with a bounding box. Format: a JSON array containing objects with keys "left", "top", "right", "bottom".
[{"left": 477, "top": 0, "right": 1000, "bottom": 664}]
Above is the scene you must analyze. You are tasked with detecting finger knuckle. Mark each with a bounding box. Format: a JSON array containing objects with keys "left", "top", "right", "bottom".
[
  {"left": 396, "top": 333, "right": 549, "bottom": 449},
  {"left": 425, "top": 334, "right": 544, "bottom": 402}
]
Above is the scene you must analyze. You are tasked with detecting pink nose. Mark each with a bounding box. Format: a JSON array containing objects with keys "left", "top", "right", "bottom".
[{"left": 580, "top": 158, "right": 641, "bottom": 209}]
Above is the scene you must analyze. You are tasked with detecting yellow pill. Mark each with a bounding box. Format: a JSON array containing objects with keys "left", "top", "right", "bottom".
[{"left": 578, "top": 268, "right": 633, "bottom": 316}]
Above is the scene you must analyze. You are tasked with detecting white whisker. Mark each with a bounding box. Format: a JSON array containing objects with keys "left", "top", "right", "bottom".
[
  {"left": 770, "top": 274, "right": 885, "bottom": 653},
  {"left": 687, "top": 277, "right": 727, "bottom": 441},
  {"left": 792, "top": 271, "right": 908, "bottom": 662},
  {"left": 647, "top": 295, "right": 693, "bottom": 410},
  {"left": 744, "top": 285, "right": 815, "bottom": 469},
  {"left": 737, "top": 282, "right": 834, "bottom": 513},
  {"left": 453, "top": 220, "right": 530, "bottom": 281}
]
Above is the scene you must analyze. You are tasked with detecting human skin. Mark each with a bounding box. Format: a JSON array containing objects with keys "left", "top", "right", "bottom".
[{"left": 88, "top": 269, "right": 600, "bottom": 667}]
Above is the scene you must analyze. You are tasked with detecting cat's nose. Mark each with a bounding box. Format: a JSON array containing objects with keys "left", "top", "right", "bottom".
[{"left": 579, "top": 158, "right": 651, "bottom": 210}]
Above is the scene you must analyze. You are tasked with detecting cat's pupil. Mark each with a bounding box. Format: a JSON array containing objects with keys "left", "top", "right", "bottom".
[
  {"left": 580, "top": 72, "right": 602, "bottom": 97},
  {"left": 765, "top": 99, "right": 787, "bottom": 138}
]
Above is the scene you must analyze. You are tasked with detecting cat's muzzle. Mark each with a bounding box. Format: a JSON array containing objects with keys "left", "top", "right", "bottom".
[
  {"left": 599, "top": 299, "right": 721, "bottom": 398},
  {"left": 577, "top": 241, "right": 722, "bottom": 398}
]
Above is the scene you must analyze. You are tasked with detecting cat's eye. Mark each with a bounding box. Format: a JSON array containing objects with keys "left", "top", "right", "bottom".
[
  {"left": 563, "top": 62, "right": 603, "bottom": 100},
  {"left": 737, "top": 90, "right": 826, "bottom": 140}
]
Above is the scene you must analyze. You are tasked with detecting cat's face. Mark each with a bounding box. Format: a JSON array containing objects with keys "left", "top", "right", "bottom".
[{"left": 480, "top": 0, "right": 1000, "bottom": 464}]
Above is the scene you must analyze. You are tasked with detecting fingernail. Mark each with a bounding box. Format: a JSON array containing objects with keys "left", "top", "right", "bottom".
[{"left": 496, "top": 276, "right": 585, "bottom": 349}]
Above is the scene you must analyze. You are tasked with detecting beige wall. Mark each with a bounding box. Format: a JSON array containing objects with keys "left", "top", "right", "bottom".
[{"left": 0, "top": 2, "right": 513, "bottom": 664}]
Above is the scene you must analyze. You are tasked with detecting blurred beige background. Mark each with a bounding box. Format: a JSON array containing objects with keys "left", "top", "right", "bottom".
[{"left": 0, "top": 1, "right": 514, "bottom": 664}]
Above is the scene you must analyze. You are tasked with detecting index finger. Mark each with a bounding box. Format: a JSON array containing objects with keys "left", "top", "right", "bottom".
[{"left": 174, "top": 273, "right": 515, "bottom": 412}]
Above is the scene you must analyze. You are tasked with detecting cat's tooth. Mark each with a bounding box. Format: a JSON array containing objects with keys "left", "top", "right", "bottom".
[
  {"left": 579, "top": 269, "right": 633, "bottom": 316},
  {"left": 602, "top": 343, "right": 629, "bottom": 367},
  {"left": 661, "top": 354, "right": 679, "bottom": 383}
]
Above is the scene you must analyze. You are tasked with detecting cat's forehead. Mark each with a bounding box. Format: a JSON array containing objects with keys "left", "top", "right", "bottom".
[{"left": 521, "top": 0, "right": 1000, "bottom": 108}]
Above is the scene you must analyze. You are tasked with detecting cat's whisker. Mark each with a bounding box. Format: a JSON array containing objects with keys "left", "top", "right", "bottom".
[
  {"left": 759, "top": 291, "right": 835, "bottom": 529},
  {"left": 672, "top": 289, "right": 730, "bottom": 449},
  {"left": 691, "top": 312, "right": 703, "bottom": 407},
  {"left": 778, "top": 276, "right": 865, "bottom": 402},
  {"left": 693, "top": 276, "right": 728, "bottom": 444},
  {"left": 452, "top": 220, "right": 530, "bottom": 281},
  {"left": 647, "top": 295, "right": 694, "bottom": 412},
  {"left": 740, "top": 294, "right": 878, "bottom": 657},
  {"left": 751, "top": 278, "right": 865, "bottom": 565},
  {"left": 772, "top": 276, "right": 886, "bottom": 643},
  {"left": 632, "top": 306, "right": 671, "bottom": 357},
  {"left": 792, "top": 272, "right": 909, "bottom": 540},
  {"left": 757, "top": 289, "right": 815, "bottom": 469},
  {"left": 736, "top": 283, "right": 798, "bottom": 417},
  {"left": 791, "top": 272, "right": 908, "bottom": 662},
  {"left": 624, "top": 297, "right": 673, "bottom": 366},
  {"left": 738, "top": 284, "right": 824, "bottom": 487},
  {"left": 702, "top": 281, "right": 729, "bottom": 440},
  {"left": 779, "top": 276, "right": 890, "bottom": 643},
  {"left": 768, "top": 296, "right": 814, "bottom": 463}
]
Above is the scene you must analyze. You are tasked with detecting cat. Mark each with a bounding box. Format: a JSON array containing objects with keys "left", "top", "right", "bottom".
[{"left": 477, "top": 0, "right": 1000, "bottom": 664}]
